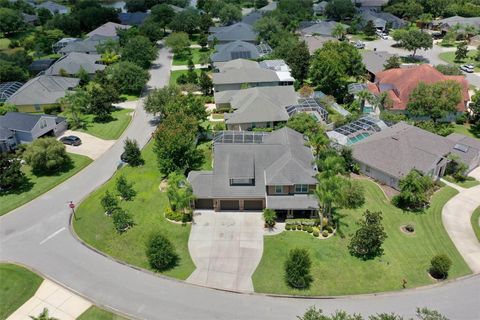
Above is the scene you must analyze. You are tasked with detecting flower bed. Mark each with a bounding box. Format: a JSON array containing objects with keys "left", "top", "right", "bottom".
[
  {"left": 284, "top": 218, "right": 335, "bottom": 239},
  {"left": 164, "top": 208, "right": 192, "bottom": 224}
]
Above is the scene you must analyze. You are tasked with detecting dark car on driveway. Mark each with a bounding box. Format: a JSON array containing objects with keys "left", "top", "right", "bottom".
[{"left": 60, "top": 135, "right": 82, "bottom": 146}]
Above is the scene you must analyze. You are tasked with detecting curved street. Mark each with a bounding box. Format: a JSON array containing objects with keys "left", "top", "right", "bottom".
[{"left": 1, "top": 45, "right": 480, "bottom": 320}]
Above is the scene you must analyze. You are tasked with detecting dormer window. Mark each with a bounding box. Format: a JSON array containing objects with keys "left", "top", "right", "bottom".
[{"left": 230, "top": 178, "right": 254, "bottom": 186}]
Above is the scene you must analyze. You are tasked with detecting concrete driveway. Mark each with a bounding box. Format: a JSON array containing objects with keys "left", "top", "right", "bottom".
[
  {"left": 187, "top": 211, "right": 264, "bottom": 292},
  {"left": 58, "top": 130, "right": 115, "bottom": 160}
]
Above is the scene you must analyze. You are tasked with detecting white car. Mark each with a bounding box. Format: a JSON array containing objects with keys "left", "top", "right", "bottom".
[{"left": 460, "top": 65, "right": 474, "bottom": 73}]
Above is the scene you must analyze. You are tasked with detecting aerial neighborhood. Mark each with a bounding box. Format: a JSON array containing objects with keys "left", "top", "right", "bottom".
[{"left": 1, "top": 0, "right": 480, "bottom": 320}]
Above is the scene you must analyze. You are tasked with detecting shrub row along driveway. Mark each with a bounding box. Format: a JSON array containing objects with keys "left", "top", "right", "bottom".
[{"left": 187, "top": 211, "right": 264, "bottom": 292}]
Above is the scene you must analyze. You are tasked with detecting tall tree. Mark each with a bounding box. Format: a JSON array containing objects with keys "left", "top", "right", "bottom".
[
  {"left": 325, "top": 0, "right": 355, "bottom": 20},
  {"left": 59, "top": 90, "right": 88, "bottom": 129},
  {"left": 363, "top": 20, "right": 376, "bottom": 38},
  {"left": 392, "top": 169, "right": 434, "bottom": 210},
  {"left": 168, "top": 8, "right": 200, "bottom": 34},
  {"left": 121, "top": 35, "right": 158, "bottom": 69},
  {"left": 104, "top": 61, "right": 150, "bottom": 95},
  {"left": 23, "top": 138, "right": 70, "bottom": 174},
  {"left": 454, "top": 41, "right": 469, "bottom": 62},
  {"left": 0, "top": 153, "right": 25, "bottom": 191},
  {"left": 144, "top": 85, "right": 182, "bottom": 116},
  {"left": 218, "top": 3, "right": 241, "bottom": 25},
  {"left": 165, "top": 32, "right": 190, "bottom": 55},
  {"left": 166, "top": 171, "right": 194, "bottom": 214},
  {"left": 348, "top": 210, "right": 387, "bottom": 260},
  {"left": 151, "top": 4, "right": 175, "bottom": 34},
  {"left": 383, "top": 55, "right": 401, "bottom": 70},
  {"left": 396, "top": 29, "right": 433, "bottom": 57},
  {"left": 275, "top": 39, "right": 311, "bottom": 84},
  {"left": 0, "top": 8, "right": 24, "bottom": 34},
  {"left": 332, "top": 23, "right": 347, "bottom": 40},
  {"left": 85, "top": 82, "right": 119, "bottom": 121}
]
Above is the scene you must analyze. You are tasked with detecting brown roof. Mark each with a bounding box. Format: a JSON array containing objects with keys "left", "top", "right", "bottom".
[{"left": 369, "top": 65, "right": 469, "bottom": 111}]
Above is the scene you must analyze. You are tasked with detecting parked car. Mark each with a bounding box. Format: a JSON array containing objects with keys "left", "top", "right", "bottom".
[
  {"left": 354, "top": 41, "right": 365, "bottom": 49},
  {"left": 460, "top": 65, "right": 474, "bottom": 73},
  {"left": 120, "top": 151, "right": 128, "bottom": 162},
  {"left": 60, "top": 135, "right": 82, "bottom": 146}
]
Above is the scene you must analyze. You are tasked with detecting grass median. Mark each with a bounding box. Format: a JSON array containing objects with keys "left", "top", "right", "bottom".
[
  {"left": 73, "top": 142, "right": 195, "bottom": 280},
  {"left": 76, "top": 108, "right": 133, "bottom": 140},
  {"left": 253, "top": 180, "right": 471, "bottom": 296}
]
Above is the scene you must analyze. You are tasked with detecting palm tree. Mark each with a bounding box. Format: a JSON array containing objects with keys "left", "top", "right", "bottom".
[
  {"left": 356, "top": 90, "right": 373, "bottom": 114},
  {"left": 308, "top": 127, "right": 330, "bottom": 159},
  {"left": 101, "top": 51, "right": 120, "bottom": 65},
  {"left": 30, "top": 308, "right": 58, "bottom": 320},
  {"left": 314, "top": 174, "right": 345, "bottom": 226},
  {"left": 332, "top": 23, "right": 347, "bottom": 40},
  {"left": 167, "top": 172, "right": 195, "bottom": 215}
]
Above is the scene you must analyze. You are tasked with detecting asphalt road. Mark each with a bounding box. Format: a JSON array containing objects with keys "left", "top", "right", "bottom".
[{"left": 1, "top": 44, "right": 480, "bottom": 320}]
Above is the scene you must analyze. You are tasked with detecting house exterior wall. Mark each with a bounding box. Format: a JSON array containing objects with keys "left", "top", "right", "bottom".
[
  {"left": 266, "top": 184, "right": 316, "bottom": 195},
  {"left": 212, "top": 198, "right": 265, "bottom": 212},
  {"left": 14, "top": 131, "right": 34, "bottom": 144},
  {"left": 31, "top": 116, "right": 58, "bottom": 140},
  {"left": 358, "top": 161, "right": 400, "bottom": 190}
]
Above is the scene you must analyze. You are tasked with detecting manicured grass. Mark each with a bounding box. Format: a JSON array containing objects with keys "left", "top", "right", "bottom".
[
  {"left": 0, "top": 38, "right": 10, "bottom": 50},
  {"left": 119, "top": 93, "right": 139, "bottom": 101},
  {"left": 169, "top": 69, "right": 203, "bottom": 85},
  {"left": 0, "top": 153, "right": 92, "bottom": 216},
  {"left": 439, "top": 51, "right": 480, "bottom": 72},
  {"left": 253, "top": 180, "right": 471, "bottom": 296},
  {"left": 0, "top": 264, "right": 43, "bottom": 320},
  {"left": 77, "top": 109, "right": 132, "bottom": 140},
  {"left": 211, "top": 113, "right": 224, "bottom": 120},
  {"left": 73, "top": 142, "right": 195, "bottom": 280},
  {"left": 198, "top": 140, "right": 213, "bottom": 170},
  {"left": 452, "top": 124, "right": 480, "bottom": 139},
  {"left": 77, "top": 306, "right": 127, "bottom": 320},
  {"left": 172, "top": 48, "right": 211, "bottom": 66},
  {"left": 471, "top": 207, "right": 480, "bottom": 242},
  {"left": 443, "top": 175, "right": 480, "bottom": 188}
]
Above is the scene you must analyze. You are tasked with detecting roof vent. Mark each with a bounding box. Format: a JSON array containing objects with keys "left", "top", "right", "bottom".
[{"left": 453, "top": 143, "right": 469, "bottom": 153}]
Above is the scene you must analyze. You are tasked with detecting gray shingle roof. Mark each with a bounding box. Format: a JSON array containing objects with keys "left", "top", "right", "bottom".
[
  {"left": 221, "top": 86, "right": 298, "bottom": 125},
  {"left": 86, "top": 22, "right": 130, "bottom": 38},
  {"left": 0, "top": 112, "right": 53, "bottom": 132},
  {"left": 0, "top": 127, "right": 14, "bottom": 140},
  {"left": 212, "top": 60, "right": 279, "bottom": 85},
  {"left": 118, "top": 12, "right": 149, "bottom": 26},
  {"left": 299, "top": 21, "right": 348, "bottom": 36},
  {"left": 241, "top": 11, "right": 263, "bottom": 25},
  {"left": 59, "top": 39, "right": 104, "bottom": 54},
  {"left": 36, "top": 1, "right": 69, "bottom": 14},
  {"left": 446, "top": 133, "right": 480, "bottom": 167},
  {"left": 361, "top": 50, "right": 395, "bottom": 74},
  {"left": 208, "top": 22, "right": 257, "bottom": 43},
  {"left": 211, "top": 40, "right": 262, "bottom": 62},
  {"left": 6, "top": 76, "right": 80, "bottom": 106},
  {"left": 433, "top": 16, "right": 480, "bottom": 30},
  {"left": 44, "top": 52, "right": 105, "bottom": 76},
  {"left": 188, "top": 127, "right": 317, "bottom": 199}
]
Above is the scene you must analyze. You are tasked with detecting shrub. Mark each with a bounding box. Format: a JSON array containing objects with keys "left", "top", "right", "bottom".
[
  {"left": 302, "top": 225, "right": 308, "bottom": 231},
  {"left": 348, "top": 210, "right": 387, "bottom": 259},
  {"left": 116, "top": 175, "right": 136, "bottom": 200},
  {"left": 101, "top": 190, "right": 118, "bottom": 215},
  {"left": 455, "top": 113, "right": 467, "bottom": 125},
  {"left": 313, "top": 230, "right": 320, "bottom": 237},
  {"left": 322, "top": 217, "right": 329, "bottom": 227},
  {"left": 297, "top": 225, "right": 302, "bottom": 230},
  {"left": 322, "top": 230, "right": 329, "bottom": 237},
  {"left": 165, "top": 208, "right": 183, "bottom": 221},
  {"left": 284, "top": 248, "right": 313, "bottom": 289},
  {"left": 112, "top": 208, "right": 134, "bottom": 233},
  {"left": 0, "top": 152, "right": 25, "bottom": 190},
  {"left": 263, "top": 208, "right": 277, "bottom": 228},
  {"left": 122, "top": 138, "right": 143, "bottom": 166},
  {"left": 405, "top": 224, "right": 415, "bottom": 233},
  {"left": 43, "top": 105, "right": 62, "bottom": 115},
  {"left": 306, "top": 226, "right": 313, "bottom": 233},
  {"left": 285, "top": 224, "right": 292, "bottom": 231},
  {"left": 23, "top": 137, "right": 70, "bottom": 174},
  {"left": 326, "top": 225, "right": 334, "bottom": 233},
  {"left": 146, "top": 232, "right": 179, "bottom": 271},
  {"left": 429, "top": 254, "right": 452, "bottom": 279}
]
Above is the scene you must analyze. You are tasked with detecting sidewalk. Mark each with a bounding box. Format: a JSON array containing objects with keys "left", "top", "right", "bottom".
[
  {"left": 7, "top": 279, "right": 91, "bottom": 320},
  {"left": 171, "top": 64, "right": 208, "bottom": 71}
]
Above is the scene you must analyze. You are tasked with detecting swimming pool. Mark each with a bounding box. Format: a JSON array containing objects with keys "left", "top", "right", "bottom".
[
  {"left": 347, "top": 133, "right": 371, "bottom": 145},
  {"left": 363, "top": 106, "right": 374, "bottom": 114}
]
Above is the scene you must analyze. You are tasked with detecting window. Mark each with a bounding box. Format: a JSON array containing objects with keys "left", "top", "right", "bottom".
[
  {"left": 40, "top": 119, "right": 47, "bottom": 129},
  {"left": 294, "top": 184, "right": 308, "bottom": 193},
  {"left": 230, "top": 178, "right": 254, "bottom": 186},
  {"left": 275, "top": 185, "right": 283, "bottom": 194}
]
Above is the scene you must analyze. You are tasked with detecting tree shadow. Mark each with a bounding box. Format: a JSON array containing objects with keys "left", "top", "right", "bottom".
[
  {"left": 0, "top": 177, "right": 34, "bottom": 196},
  {"left": 31, "top": 157, "right": 75, "bottom": 177}
]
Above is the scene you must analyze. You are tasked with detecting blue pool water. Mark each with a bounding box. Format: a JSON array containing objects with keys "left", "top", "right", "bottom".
[{"left": 347, "top": 133, "right": 371, "bottom": 145}]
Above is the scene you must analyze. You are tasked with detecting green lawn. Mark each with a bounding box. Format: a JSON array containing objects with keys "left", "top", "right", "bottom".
[
  {"left": 73, "top": 142, "right": 195, "bottom": 280},
  {"left": 0, "top": 153, "right": 92, "bottom": 216},
  {"left": 198, "top": 140, "right": 213, "bottom": 170},
  {"left": 211, "top": 113, "right": 224, "bottom": 120},
  {"left": 77, "top": 306, "right": 127, "bottom": 320},
  {"left": 0, "top": 264, "right": 43, "bottom": 320},
  {"left": 172, "top": 48, "right": 211, "bottom": 66},
  {"left": 77, "top": 109, "right": 132, "bottom": 140},
  {"left": 0, "top": 38, "right": 10, "bottom": 50},
  {"left": 452, "top": 124, "right": 480, "bottom": 139},
  {"left": 443, "top": 175, "right": 480, "bottom": 188},
  {"left": 472, "top": 207, "right": 480, "bottom": 242},
  {"left": 253, "top": 180, "right": 471, "bottom": 296},
  {"left": 119, "top": 94, "right": 140, "bottom": 101},
  {"left": 169, "top": 69, "right": 203, "bottom": 85},
  {"left": 439, "top": 51, "right": 480, "bottom": 71}
]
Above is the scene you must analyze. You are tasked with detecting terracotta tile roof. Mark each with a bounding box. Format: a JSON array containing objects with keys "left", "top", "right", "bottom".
[{"left": 368, "top": 65, "right": 469, "bottom": 112}]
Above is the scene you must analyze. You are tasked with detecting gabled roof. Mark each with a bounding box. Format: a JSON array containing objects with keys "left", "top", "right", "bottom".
[
  {"left": 299, "top": 21, "right": 348, "bottom": 36},
  {"left": 361, "top": 50, "right": 394, "bottom": 75},
  {"left": 29, "top": 59, "right": 57, "bottom": 72},
  {"left": 313, "top": 1, "right": 328, "bottom": 13},
  {"left": 211, "top": 40, "right": 262, "bottom": 62},
  {"left": 0, "top": 127, "right": 14, "bottom": 140},
  {"left": 241, "top": 11, "right": 263, "bottom": 25},
  {"left": 0, "top": 112, "right": 57, "bottom": 132},
  {"left": 359, "top": 9, "right": 406, "bottom": 29},
  {"left": 222, "top": 86, "right": 298, "bottom": 124},
  {"left": 36, "top": 1, "right": 69, "bottom": 14},
  {"left": 44, "top": 52, "right": 105, "bottom": 76},
  {"left": 433, "top": 16, "right": 480, "bottom": 29},
  {"left": 6, "top": 75, "right": 80, "bottom": 106},
  {"left": 86, "top": 22, "right": 130, "bottom": 38},
  {"left": 208, "top": 22, "right": 257, "bottom": 43},
  {"left": 212, "top": 59, "right": 279, "bottom": 85},
  {"left": 58, "top": 38, "right": 106, "bottom": 55},
  {"left": 0, "top": 81, "right": 24, "bottom": 101},
  {"left": 118, "top": 12, "right": 149, "bottom": 26},
  {"left": 370, "top": 64, "right": 469, "bottom": 111},
  {"left": 352, "top": 122, "right": 453, "bottom": 179}
]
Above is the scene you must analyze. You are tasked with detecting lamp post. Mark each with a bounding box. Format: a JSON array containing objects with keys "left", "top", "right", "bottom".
[{"left": 69, "top": 201, "right": 76, "bottom": 220}]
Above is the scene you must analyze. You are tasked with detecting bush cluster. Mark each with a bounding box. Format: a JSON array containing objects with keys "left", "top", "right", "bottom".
[
  {"left": 285, "top": 248, "right": 313, "bottom": 289},
  {"left": 429, "top": 254, "right": 452, "bottom": 279},
  {"left": 164, "top": 208, "right": 192, "bottom": 222},
  {"left": 146, "top": 232, "right": 179, "bottom": 271}
]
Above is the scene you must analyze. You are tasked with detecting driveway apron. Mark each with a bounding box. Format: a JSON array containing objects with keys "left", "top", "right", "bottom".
[{"left": 187, "top": 211, "right": 264, "bottom": 292}]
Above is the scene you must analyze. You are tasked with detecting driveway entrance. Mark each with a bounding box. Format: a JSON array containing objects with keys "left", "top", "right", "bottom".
[{"left": 186, "top": 211, "right": 264, "bottom": 292}]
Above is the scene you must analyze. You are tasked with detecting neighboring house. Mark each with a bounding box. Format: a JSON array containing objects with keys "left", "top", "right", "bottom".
[
  {"left": 210, "top": 40, "right": 266, "bottom": 62},
  {"left": 327, "top": 116, "right": 388, "bottom": 146},
  {"left": 36, "top": 1, "right": 69, "bottom": 14},
  {"left": 432, "top": 16, "right": 480, "bottom": 33},
  {"left": 44, "top": 52, "right": 105, "bottom": 77},
  {"left": 118, "top": 12, "right": 149, "bottom": 26},
  {"left": 361, "top": 50, "right": 395, "bottom": 79},
  {"left": 86, "top": 22, "right": 130, "bottom": 39},
  {"left": 29, "top": 59, "right": 57, "bottom": 74},
  {"left": 22, "top": 13, "right": 38, "bottom": 25},
  {"left": 58, "top": 37, "right": 111, "bottom": 55},
  {"left": 367, "top": 64, "right": 469, "bottom": 118},
  {"left": 0, "top": 81, "right": 24, "bottom": 102},
  {"left": 0, "top": 112, "right": 67, "bottom": 150},
  {"left": 188, "top": 127, "right": 319, "bottom": 217},
  {"left": 301, "top": 35, "right": 337, "bottom": 53},
  {"left": 313, "top": 1, "right": 328, "bottom": 15},
  {"left": 359, "top": 9, "right": 406, "bottom": 30},
  {"left": 354, "top": 0, "right": 389, "bottom": 10},
  {"left": 6, "top": 75, "right": 80, "bottom": 113},
  {"left": 446, "top": 133, "right": 480, "bottom": 173},
  {"left": 470, "top": 35, "right": 480, "bottom": 47},
  {"left": 212, "top": 59, "right": 294, "bottom": 92},
  {"left": 241, "top": 11, "right": 263, "bottom": 26},
  {"left": 53, "top": 38, "right": 82, "bottom": 54},
  {"left": 298, "top": 21, "right": 349, "bottom": 37},
  {"left": 208, "top": 22, "right": 258, "bottom": 44},
  {"left": 352, "top": 122, "right": 480, "bottom": 190},
  {"left": 216, "top": 86, "right": 329, "bottom": 131}
]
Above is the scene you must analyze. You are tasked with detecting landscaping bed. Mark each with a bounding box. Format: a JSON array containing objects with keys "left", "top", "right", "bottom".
[
  {"left": 252, "top": 180, "right": 470, "bottom": 296},
  {"left": 0, "top": 153, "right": 92, "bottom": 216},
  {"left": 284, "top": 218, "right": 336, "bottom": 239},
  {"left": 0, "top": 264, "right": 43, "bottom": 320},
  {"left": 73, "top": 142, "right": 195, "bottom": 280}
]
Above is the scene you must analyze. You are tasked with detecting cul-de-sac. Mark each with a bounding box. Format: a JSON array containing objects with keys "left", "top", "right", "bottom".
[{"left": 0, "top": 0, "right": 480, "bottom": 319}]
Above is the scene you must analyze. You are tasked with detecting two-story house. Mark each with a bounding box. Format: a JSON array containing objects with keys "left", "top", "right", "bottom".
[{"left": 187, "top": 127, "right": 319, "bottom": 218}]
